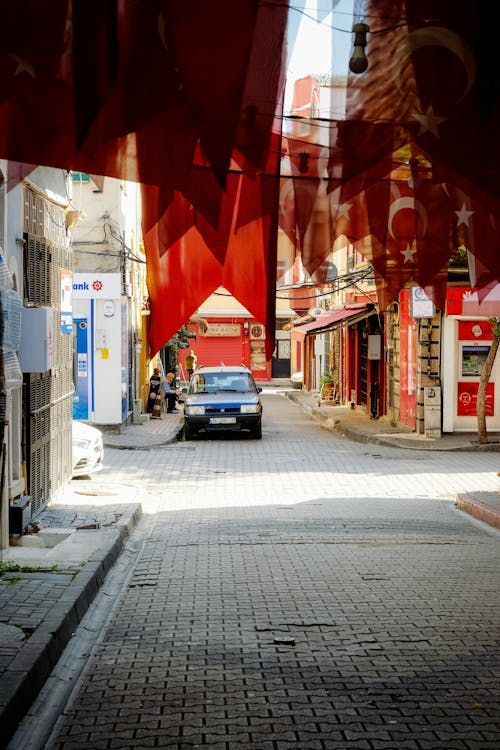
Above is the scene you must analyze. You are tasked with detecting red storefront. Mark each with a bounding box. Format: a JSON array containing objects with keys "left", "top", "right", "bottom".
[{"left": 178, "top": 318, "right": 271, "bottom": 382}]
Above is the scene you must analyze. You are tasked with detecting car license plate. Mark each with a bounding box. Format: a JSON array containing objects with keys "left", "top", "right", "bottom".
[{"left": 210, "top": 417, "right": 236, "bottom": 424}]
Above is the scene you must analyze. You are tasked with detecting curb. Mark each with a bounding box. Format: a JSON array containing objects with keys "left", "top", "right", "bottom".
[
  {"left": 102, "top": 421, "right": 184, "bottom": 450},
  {"left": 455, "top": 493, "right": 500, "bottom": 529},
  {"left": 286, "top": 391, "right": 500, "bottom": 452},
  {"left": 0, "top": 503, "right": 143, "bottom": 747}
]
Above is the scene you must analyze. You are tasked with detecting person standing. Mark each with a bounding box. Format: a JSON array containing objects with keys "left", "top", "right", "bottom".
[
  {"left": 146, "top": 367, "right": 162, "bottom": 413},
  {"left": 161, "top": 372, "right": 181, "bottom": 413},
  {"left": 185, "top": 349, "right": 198, "bottom": 378}
]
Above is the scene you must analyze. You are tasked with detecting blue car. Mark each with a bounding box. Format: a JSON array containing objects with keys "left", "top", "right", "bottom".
[{"left": 183, "top": 365, "right": 263, "bottom": 440}]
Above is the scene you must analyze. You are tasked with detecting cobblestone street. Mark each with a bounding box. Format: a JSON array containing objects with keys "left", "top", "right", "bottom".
[{"left": 7, "top": 393, "right": 500, "bottom": 749}]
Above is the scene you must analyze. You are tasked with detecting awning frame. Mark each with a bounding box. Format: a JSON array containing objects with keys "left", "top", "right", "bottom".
[{"left": 291, "top": 305, "right": 376, "bottom": 341}]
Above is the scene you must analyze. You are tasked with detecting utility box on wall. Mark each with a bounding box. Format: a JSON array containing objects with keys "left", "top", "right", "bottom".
[
  {"left": 424, "top": 385, "right": 441, "bottom": 438},
  {"left": 368, "top": 334, "right": 382, "bottom": 360},
  {"left": 18, "top": 307, "right": 54, "bottom": 372}
]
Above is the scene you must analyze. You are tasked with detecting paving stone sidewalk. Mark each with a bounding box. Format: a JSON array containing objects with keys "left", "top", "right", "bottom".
[{"left": 0, "top": 502, "right": 142, "bottom": 746}]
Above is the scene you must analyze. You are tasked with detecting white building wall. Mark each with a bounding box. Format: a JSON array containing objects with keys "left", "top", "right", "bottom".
[{"left": 70, "top": 175, "right": 142, "bottom": 424}]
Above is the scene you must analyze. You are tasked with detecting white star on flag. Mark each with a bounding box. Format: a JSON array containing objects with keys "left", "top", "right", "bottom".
[
  {"left": 413, "top": 106, "right": 446, "bottom": 138},
  {"left": 333, "top": 202, "right": 351, "bottom": 219},
  {"left": 10, "top": 54, "right": 35, "bottom": 79},
  {"left": 401, "top": 244, "right": 416, "bottom": 263},
  {"left": 455, "top": 203, "right": 474, "bottom": 227}
]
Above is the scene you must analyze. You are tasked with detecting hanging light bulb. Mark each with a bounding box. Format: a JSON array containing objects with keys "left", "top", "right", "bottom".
[
  {"left": 298, "top": 152, "right": 310, "bottom": 173},
  {"left": 349, "top": 23, "right": 369, "bottom": 74}
]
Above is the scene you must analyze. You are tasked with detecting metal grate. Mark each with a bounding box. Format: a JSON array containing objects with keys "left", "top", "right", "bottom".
[
  {"left": 24, "top": 234, "right": 51, "bottom": 304},
  {"left": 26, "top": 372, "right": 51, "bottom": 516},
  {"left": 23, "top": 222, "right": 74, "bottom": 518}
]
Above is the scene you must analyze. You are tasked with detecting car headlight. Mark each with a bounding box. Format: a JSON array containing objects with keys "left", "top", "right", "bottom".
[
  {"left": 73, "top": 438, "right": 91, "bottom": 449},
  {"left": 185, "top": 405, "right": 205, "bottom": 415},
  {"left": 241, "top": 404, "right": 260, "bottom": 414}
]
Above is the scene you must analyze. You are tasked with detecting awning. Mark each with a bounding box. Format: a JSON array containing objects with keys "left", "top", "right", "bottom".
[{"left": 291, "top": 306, "right": 374, "bottom": 341}]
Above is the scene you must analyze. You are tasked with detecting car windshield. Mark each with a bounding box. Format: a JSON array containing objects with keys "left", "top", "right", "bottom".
[{"left": 189, "top": 372, "right": 257, "bottom": 394}]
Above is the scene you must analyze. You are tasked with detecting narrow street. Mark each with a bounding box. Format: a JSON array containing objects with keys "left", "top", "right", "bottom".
[{"left": 10, "top": 393, "right": 500, "bottom": 749}]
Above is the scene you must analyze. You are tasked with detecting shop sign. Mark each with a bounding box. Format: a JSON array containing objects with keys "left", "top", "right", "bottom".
[
  {"left": 457, "top": 381, "right": 494, "bottom": 416},
  {"left": 458, "top": 320, "right": 493, "bottom": 341},
  {"left": 205, "top": 323, "right": 241, "bottom": 336},
  {"left": 446, "top": 287, "right": 476, "bottom": 316},
  {"left": 72, "top": 273, "right": 121, "bottom": 299},
  {"left": 60, "top": 268, "right": 73, "bottom": 333},
  {"left": 410, "top": 287, "right": 434, "bottom": 318}
]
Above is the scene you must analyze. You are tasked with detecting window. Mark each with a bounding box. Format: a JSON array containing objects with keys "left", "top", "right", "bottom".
[{"left": 71, "top": 172, "right": 90, "bottom": 182}]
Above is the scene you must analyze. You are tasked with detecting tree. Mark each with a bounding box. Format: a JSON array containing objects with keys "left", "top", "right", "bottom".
[
  {"left": 477, "top": 317, "right": 500, "bottom": 444},
  {"left": 162, "top": 326, "right": 197, "bottom": 378}
]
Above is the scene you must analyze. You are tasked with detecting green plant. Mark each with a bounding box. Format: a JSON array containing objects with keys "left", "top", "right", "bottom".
[
  {"left": 448, "top": 243, "right": 468, "bottom": 267},
  {"left": 0, "top": 562, "right": 58, "bottom": 577},
  {"left": 319, "top": 372, "right": 335, "bottom": 387}
]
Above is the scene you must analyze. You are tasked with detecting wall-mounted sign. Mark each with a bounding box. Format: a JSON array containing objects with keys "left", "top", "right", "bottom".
[
  {"left": 458, "top": 320, "right": 493, "bottom": 341},
  {"left": 205, "top": 323, "right": 241, "bottom": 337},
  {"left": 60, "top": 268, "right": 73, "bottom": 333},
  {"left": 457, "top": 381, "right": 494, "bottom": 416},
  {"left": 410, "top": 286, "right": 434, "bottom": 318},
  {"left": 72, "top": 273, "right": 121, "bottom": 299}
]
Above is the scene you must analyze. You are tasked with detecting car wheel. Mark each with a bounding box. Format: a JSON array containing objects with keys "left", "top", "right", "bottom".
[{"left": 251, "top": 422, "right": 262, "bottom": 439}]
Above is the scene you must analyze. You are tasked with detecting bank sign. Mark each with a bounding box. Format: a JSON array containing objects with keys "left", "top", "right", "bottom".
[{"left": 72, "top": 273, "right": 121, "bottom": 299}]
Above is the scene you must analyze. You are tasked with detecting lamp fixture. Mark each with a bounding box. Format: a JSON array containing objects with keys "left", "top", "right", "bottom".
[
  {"left": 349, "top": 23, "right": 369, "bottom": 74},
  {"left": 243, "top": 320, "right": 249, "bottom": 335},
  {"left": 298, "top": 152, "right": 310, "bottom": 174}
]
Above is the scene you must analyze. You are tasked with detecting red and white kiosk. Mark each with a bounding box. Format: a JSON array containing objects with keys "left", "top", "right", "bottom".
[{"left": 442, "top": 286, "right": 500, "bottom": 432}]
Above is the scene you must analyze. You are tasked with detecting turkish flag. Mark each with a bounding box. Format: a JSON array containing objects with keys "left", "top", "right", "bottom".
[
  {"left": 145, "top": 169, "right": 280, "bottom": 358},
  {"left": 355, "top": 175, "right": 454, "bottom": 311},
  {"left": 233, "top": 0, "right": 288, "bottom": 176},
  {"left": 6, "top": 162, "right": 36, "bottom": 192},
  {"left": 280, "top": 135, "right": 333, "bottom": 278},
  {"left": 404, "top": 0, "right": 500, "bottom": 206},
  {"left": 332, "top": 0, "right": 411, "bottom": 189},
  {"left": 225, "top": 174, "right": 279, "bottom": 359},
  {"left": 451, "top": 187, "right": 500, "bottom": 293},
  {"left": 145, "top": 224, "right": 223, "bottom": 358},
  {"left": 72, "top": 0, "right": 118, "bottom": 147}
]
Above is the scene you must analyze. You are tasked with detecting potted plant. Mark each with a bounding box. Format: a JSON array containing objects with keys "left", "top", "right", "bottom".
[
  {"left": 319, "top": 372, "right": 335, "bottom": 388},
  {"left": 319, "top": 372, "right": 335, "bottom": 401}
]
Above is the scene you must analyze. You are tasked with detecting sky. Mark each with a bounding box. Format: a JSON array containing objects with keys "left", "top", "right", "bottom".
[{"left": 286, "top": 0, "right": 354, "bottom": 90}]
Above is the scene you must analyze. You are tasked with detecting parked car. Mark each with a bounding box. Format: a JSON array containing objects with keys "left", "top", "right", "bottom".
[
  {"left": 183, "top": 365, "right": 263, "bottom": 440},
  {"left": 72, "top": 420, "right": 104, "bottom": 477}
]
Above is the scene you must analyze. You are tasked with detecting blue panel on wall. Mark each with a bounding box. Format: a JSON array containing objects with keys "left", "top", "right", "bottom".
[{"left": 73, "top": 317, "right": 89, "bottom": 420}]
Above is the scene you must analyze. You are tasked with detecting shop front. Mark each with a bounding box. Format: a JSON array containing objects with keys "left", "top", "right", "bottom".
[
  {"left": 178, "top": 318, "right": 271, "bottom": 381},
  {"left": 442, "top": 286, "right": 500, "bottom": 432}
]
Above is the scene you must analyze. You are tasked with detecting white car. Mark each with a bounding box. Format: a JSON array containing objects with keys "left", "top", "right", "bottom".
[{"left": 72, "top": 421, "right": 104, "bottom": 477}]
